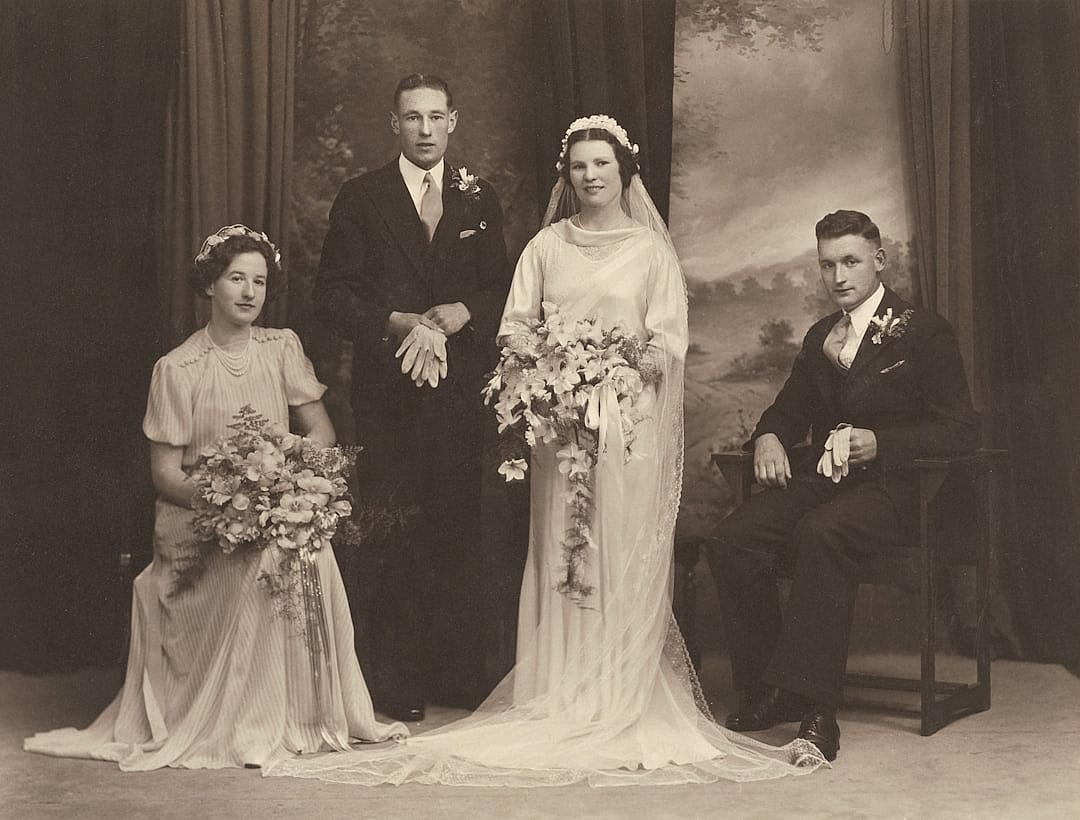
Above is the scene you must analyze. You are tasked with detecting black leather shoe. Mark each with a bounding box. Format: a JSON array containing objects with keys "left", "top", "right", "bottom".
[
  {"left": 725, "top": 687, "right": 809, "bottom": 732},
  {"left": 377, "top": 698, "right": 425, "bottom": 723},
  {"left": 797, "top": 707, "right": 840, "bottom": 762}
]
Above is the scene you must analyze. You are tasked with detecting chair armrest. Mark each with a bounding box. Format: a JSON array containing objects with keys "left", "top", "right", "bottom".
[
  {"left": 713, "top": 448, "right": 1008, "bottom": 510},
  {"left": 712, "top": 451, "right": 753, "bottom": 507},
  {"left": 913, "top": 449, "right": 1009, "bottom": 506},
  {"left": 912, "top": 448, "right": 1008, "bottom": 472}
]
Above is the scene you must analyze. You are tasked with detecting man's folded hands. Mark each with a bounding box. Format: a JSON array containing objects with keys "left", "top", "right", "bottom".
[{"left": 396, "top": 324, "right": 448, "bottom": 388}]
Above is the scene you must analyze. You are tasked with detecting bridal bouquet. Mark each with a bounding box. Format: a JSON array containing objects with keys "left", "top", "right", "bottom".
[
  {"left": 179, "top": 405, "right": 359, "bottom": 616},
  {"left": 482, "top": 304, "right": 661, "bottom": 604}
]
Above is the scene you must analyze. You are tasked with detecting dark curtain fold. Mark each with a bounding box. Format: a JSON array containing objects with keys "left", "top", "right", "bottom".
[
  {"left": 970, "top": 0, "right": 1080, "bottom": 664},
  {"left": 0, "top": 0, "right": 176, "bottom": 670},
  {"left": 159, "top": 0, "right": 298, "bottom": 346},
  {"left": 530, "top": 0, "right": 676, "bottom": 221},
  {"left": 900, "top": 0, "right": 976, "bottom": 390}
]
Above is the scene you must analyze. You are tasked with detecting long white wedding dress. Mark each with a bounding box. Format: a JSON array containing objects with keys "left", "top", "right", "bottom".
[{"left": 267, "top": 203, "right": 825, "bottom": 787}]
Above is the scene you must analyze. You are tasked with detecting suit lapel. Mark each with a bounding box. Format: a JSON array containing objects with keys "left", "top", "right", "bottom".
[
  {"left": 810, "top": 312, "right": 843, "bottom": 404},
  {"left": 369, "top": 161, "right": 425, "bottom": 274},
  {"left": 847, "top": 287, "right": 907, "bottom": 375}
]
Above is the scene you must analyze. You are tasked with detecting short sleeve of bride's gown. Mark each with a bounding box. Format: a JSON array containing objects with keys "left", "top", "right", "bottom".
[
  {"left": 498, "top": 231, "right": 546, "bottom": 338},
  {"left": 644, "top": 245, "right": 689, "bottom": 362},
  {"left": 280, "top": 329, "right": 327, "bottom": 407},
  {"left": 143, "top": 357, "right": 193, "bottom": 446}
]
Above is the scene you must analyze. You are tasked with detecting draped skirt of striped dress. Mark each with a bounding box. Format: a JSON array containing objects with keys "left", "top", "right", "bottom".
[{"left": 24, "top": 326, "right": 406, "bottom": 769}]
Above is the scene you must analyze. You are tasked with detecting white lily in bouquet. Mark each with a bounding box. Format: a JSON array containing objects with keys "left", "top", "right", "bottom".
[{"left": 483, "top": 303, "right": 661, "bottom": 604}]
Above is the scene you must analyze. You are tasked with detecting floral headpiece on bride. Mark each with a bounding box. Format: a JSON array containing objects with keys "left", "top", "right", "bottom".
[
  {"left": 554, "top": 114, "right": 640, "bottom": 172},
  {"left": 194, "top": 224, "right": 282, "bottom": 266}
]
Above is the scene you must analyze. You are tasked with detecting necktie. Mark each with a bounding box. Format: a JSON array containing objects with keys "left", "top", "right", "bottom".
[
  {"left": 419, "top": 171, "right": 442, "bottom": 243},
  {"left": 823, "top": 314, "right": 857, "bottom": 370}
]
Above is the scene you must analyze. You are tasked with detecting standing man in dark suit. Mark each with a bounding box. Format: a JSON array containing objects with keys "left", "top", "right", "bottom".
[
  {"left": 709, "top": 210, "right": 978, "bottom": 761},
  {"left": 314, "top": 74, "right": 512, "bottom": 722}
]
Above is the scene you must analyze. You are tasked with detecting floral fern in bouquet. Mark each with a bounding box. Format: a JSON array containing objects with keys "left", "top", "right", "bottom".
[
  {"left": 482, "top": 303, "right": 661, "bottom": 604},
  {"left": 179, "top": 405, "right": 359, "bottom": 618}
]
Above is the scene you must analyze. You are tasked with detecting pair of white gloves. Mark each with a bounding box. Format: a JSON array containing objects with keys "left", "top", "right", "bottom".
[
  {"left": 816, "top": 423, "right": 853, "bottom": 483},
  {"left": 395, "top": 324, "right": 448, "bottom": 388}
]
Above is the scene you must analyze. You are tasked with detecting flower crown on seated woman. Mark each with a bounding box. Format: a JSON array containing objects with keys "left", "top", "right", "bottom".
[
  {"left": 555, "top": 114, "right": 640, "bottom": 172},
  {"left": 190, "top": 223, "right": 283, "bottom": 298},
  {"left": 194, "top": 224, "right": 282, "bottom": 266}
]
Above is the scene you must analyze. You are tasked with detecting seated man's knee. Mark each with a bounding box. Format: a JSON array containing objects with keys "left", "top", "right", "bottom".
[{"left": 792, "top": 509, "right": 841, "bottom": 550}]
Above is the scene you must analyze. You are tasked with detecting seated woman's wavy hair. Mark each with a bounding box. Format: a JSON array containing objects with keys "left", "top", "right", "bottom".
[{"left": 190, "top": 234, "right": 282, "bottom": 299}]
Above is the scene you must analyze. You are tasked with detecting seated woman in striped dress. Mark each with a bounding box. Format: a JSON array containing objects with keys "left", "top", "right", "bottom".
[{"left": 25, "top": 225, "right": 406, "bottom": 770}]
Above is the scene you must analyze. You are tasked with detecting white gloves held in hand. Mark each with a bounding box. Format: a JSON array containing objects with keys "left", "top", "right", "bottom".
[
  {"left": 396, "top": 324, "right": 448, "bottom": 388},
  {"left": 817, "top": 423, "right": 853, "bottom": 483}
]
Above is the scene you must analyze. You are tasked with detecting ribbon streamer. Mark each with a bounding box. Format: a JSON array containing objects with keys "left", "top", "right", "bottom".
[{"left": 584, "top": 382, "right": 624, "bottom": 462}]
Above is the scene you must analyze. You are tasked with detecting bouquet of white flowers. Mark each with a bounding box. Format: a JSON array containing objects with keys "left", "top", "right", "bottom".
[
  {"left": 483, "top": 304, "right": 661, "bottom": 603},
  {"left": 179, "top": 406, "right": 359, "bottom": 616}
]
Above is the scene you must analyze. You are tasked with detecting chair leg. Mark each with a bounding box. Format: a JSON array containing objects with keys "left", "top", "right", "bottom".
[
  {"left": 974, "top": 467, "right": 994, "bottom": 710},
  {"left": 919, "top": 497, "right": 938, "bottom": 736}
]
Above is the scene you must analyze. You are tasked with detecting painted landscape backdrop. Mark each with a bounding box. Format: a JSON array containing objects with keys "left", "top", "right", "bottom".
[{"left": 285, "top": 0, "right": 923, "bottom": 651}]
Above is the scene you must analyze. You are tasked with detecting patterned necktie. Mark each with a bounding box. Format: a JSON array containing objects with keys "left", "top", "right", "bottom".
[
  {"left": 823, "top": 314, "right": 857, "bottom": 370},
  {"left": 419, "top": 171, "right": 442, "bottom": 243}
]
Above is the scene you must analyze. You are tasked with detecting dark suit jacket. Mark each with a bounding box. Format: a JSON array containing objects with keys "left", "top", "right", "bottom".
[
  {"left": 750, "top": 287, "right": 979, "bottom": 506},
  {"left": 314, "top": 159, "right": 512, "bottom": 420}
]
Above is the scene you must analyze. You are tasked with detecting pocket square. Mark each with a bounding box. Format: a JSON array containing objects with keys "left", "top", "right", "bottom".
[
  {"left": 879, "top": 359, "right": 906, "bottom": 374},
  {"left": 458, "top": 229, "right": 477, "bottom": 239}
]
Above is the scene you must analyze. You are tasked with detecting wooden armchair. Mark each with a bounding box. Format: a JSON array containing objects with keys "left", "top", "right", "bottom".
[{"left": 696, "top": 448, "right": 1008, "bottom": 736}]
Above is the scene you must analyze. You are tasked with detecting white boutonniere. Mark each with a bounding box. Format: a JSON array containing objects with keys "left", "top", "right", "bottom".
[
  {"left": 869, "top": 308, "right": 914, "bottom": 345},
  {"left": 450, "top": 166, "right": 482, "bottom": 202}
]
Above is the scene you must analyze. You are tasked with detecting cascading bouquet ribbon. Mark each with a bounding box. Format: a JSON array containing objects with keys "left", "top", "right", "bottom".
[{"left": 483, "top": 303, "right": 661, "bottom": 605}]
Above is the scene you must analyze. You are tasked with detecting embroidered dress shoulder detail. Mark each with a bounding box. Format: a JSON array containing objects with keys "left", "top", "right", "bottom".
[
  {"left": 251, "top": 327, "right": 294, "bottom": 346},
  {"left": 170, "top": 334, "right": 214, "bottom": 369}
]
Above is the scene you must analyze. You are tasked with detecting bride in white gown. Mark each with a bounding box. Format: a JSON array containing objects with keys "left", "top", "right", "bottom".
[{"left": 268, "top": 116, "right": 826, "bottom": 786}]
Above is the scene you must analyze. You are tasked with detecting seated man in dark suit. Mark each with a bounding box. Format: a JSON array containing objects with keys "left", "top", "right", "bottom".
[{"left": 709, "top": 210, "right": 978, "bottom": 762}]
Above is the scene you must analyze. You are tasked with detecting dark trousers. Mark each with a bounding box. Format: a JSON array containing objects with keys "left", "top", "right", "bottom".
[
  {"left": 709, "top": 472, "right": 912, "bottom": 707},
  {"left": 344, "top": 382, "right": 488, "bottom": 709}
]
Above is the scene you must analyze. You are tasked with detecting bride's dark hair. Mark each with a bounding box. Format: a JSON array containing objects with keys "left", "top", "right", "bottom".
[{"left": 559, "top": 128, "right": 640, "bottom": 188}]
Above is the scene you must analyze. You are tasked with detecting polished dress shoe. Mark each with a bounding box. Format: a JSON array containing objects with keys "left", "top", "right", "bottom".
[
  {"left": 797, "top": 706, "right": 840, "bottom": 762},
  {"left": 725, "top": 687, "right": 809, "bottom": 732},
  {"left": 376, "top": 694, "right": 426, "bottom": 723}
]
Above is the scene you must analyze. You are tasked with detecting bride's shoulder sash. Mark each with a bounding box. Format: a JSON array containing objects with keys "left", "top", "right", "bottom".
[{"left": 552, "top": 226, "right": 652, "bottom": 321}]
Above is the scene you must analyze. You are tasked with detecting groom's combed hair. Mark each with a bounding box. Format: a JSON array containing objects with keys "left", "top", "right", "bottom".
[
  {"left": 394, "top": 73, "right": 453, "bottom": 110},
  {"left": 815, "top": 210, "right": 881, "bottom": 245}
]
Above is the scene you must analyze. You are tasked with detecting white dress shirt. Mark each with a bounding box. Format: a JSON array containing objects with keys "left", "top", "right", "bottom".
[
  {"left": 398, "top": 154, "right": 444, "bottom": 216},
  {"left": 840, "top": 282, "right": 886, "bottom": 364}
]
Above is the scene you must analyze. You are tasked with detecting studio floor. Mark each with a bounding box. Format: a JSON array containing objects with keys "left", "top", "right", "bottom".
[{"left": 4, "top": 652, "right": 1079, "bottom": 819}]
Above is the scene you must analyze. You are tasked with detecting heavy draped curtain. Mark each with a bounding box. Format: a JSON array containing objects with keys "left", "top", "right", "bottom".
[
  {"left": 529, "top": 0, "right": 677, "bottom": 222},
  {"left": 159, "top": 0, "right": 298, "bottom": 346},
  {"left": 901, "top": 0, "right": 1080, "bottom": 664},
  {"left": 0, "top": 0, "right": 175, "bottom": 670},
  {"left": 900, "top": 0, "right": 976, "bottom": 391},
  {"left": 1, "top": 0, "right": 300, "bottom": 671},
  {"left": 969, "top": 0, "right": 1080, "bottom": 664}
]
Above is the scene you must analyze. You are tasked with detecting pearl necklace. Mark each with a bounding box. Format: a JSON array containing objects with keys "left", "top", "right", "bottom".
[{"left": 205, "top": 326, "right": 252, "bottom": 377}]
